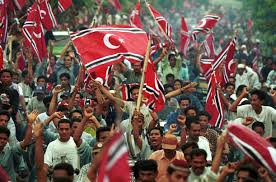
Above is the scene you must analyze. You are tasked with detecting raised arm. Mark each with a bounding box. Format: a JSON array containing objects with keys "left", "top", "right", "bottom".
[
  {"left": 48, "top": 85, "right": 64, "bottom": 115},
  {"left": 228, "top": 87, "right": 248, "bottom": 112},
  {"left": 154, "top": 48, "right": 168, "bottom": 65},
  {"left": 211, "top": 132, "right": 227, "bottom": 174},
  {"left": 165, "top": 82, "right": 197, "bottom": 99}
]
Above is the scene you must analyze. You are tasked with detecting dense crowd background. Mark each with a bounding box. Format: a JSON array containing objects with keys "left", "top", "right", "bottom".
[{"left": 0, "top": 0, "right": 275, "bottom": 182}]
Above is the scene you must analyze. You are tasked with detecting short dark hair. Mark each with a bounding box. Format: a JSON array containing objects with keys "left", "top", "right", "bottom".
[
  {"left": 96, "top": 127, "right": 110, "bottom": 141},
  {"left": 149, "top": 127, "right": 164, "bottom": 136},
  {"left": 58, "top": 119, "right": 72, "bottom": 128},
  {"left": 37, "top": 75, "right": 48, "bottom": 82},
  {"left": 133, "top": 160, "right": 158, "bottom": 179},
  {"left": 0, "top": 69, "right": 13, "bottom": 77},
  {"left": 186, "top": 116, "right": 199, "bottom": 129},
  {"left": 252, "top": 121, "right": 265, "bottom": 131},
  {"left": 190, "top": 148, "right": 207, "bottom": 160},
  {"left": 224, "top": 82, "right": 235, "bottom": 89},
  {"left": 0, "top": 110, "right": 11, "bottom": 121},
  {"left": 184, "top": 106, "right": 197, "bottom": 116},
  {"left": 181, "top": 142, "right": 199, "bottom": 153},
  {"left": 71, "top": 118, "right": 81, "bottom": 124},
  {"left": 129, "top": 85, "right": 140, "bottom": 94},
  {"left": 178, "top": 96, "right": 191, "bottom": 105},
  {"left": 21, "top": 70, "right": 29, "bottom": 78},
  {"left": 69, "top": 110, "right": 83, "bottom": 119},
  {"left": 43, "top": 96, "right": 52, "bottom": 107},
  {"left": 236, "top": 84, "right": 247, "bottom": 95},
  {"left": 0, "top": 126, "right": 10, "bottom": 137},
  {"left": 250, "top": 89, "right": 266, "bottom": 101},
  {"left": 174, "top": 79, "right": 183, "bottom": 86},
  {"left": 237, "top": 164, "right": 259, "bottom": 181},
  {"left": 59, "top": 73, "right": 71, "bottom": 80},
  {"left": 198, "top": 111, "right": 211, "bottom": 120},
  {"left": 166, "top": 73, "right": 174, "bottom": 80},
  {"left": 53, "top": 163, "right": 74, "bottom": 176}
]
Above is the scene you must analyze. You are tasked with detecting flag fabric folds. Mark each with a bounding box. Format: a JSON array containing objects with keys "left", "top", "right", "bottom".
[
  {"left": 71, "top": 25, "right": 149, "bottom": 73},
  {"left": 13, "top": 0, "right": 26, "bottom": 10},
  {"left": 0, "top": 45, "right": 3, "bottom": 69},
  {"left": 38, "top": 0, "right": 58, "bottom": 30},
  {"left": 129, "top": 2, "right": 143, "bottom": 29},
  {"left": 192, "top": 14, "right": 221, "bottom": 40},
  {"left": 0, "top": 0, "right": 8, "bottom": 47},
  {"left": 22, "top": 5, "right": 47, "bottom": 62},
  {"left": 97, "top": 132, "right": 131, "bottom": 182},
  {"left": 227, "top": 123, "right": 276, "bottom": 174},
  {"left": 203, "top": 33, "right": 215, "bottom": 59},
  {"left": 146, "top": 3, "right": 173, "bottom": 42},
  {"left": 58, "top": 0, "right": 73, "bottom": 13},
  {"left": 179, "top": 16, "right": 190, "bottom": 58}
]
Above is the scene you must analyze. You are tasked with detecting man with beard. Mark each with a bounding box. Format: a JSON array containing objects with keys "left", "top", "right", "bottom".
[{"left": 133, "top": 160, "right": 158, "bottom": 182}]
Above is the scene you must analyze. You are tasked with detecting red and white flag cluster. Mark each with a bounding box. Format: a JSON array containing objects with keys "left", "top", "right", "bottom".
[
  {"left": 203, "top": 33, "right": 215, "bottom": 59},
  {"left": 179, "top": 16, "right": 190, "bottom": 58},
  {"left": 0, "top": 0, "right": 8, "bottom": 48},
  {"left": 58, "top": 0, "right": 73, "bottom": 13},
  {"left": 13, "top": 0, "right": 27, "bottom": 10},
  {"left": 129, "top": 2, "right": 143, "bottom": 29}
]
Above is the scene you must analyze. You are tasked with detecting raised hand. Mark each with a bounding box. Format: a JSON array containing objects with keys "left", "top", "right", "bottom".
[
  {"left": 242, "top": 117, "right": 254, "bottom": 126},
  {"left": 27, "top": 110, "right": 39, "bottom": 124},
  {"left": 177, "top": 115, "right": 186, "bottom": 126},
  {"left": 169, "top": 124, "right": 177, "bottom": 133},
  {"left": 33, "top": 123, "right": 43, "bottom": 138},
  {"left": 83, "top": 107, "right": 94, "bottom": 120},
  {"left": 53, "top": 85, "right": 64, "bottom": 95},
  {"left": 241, "top": 87, "right": 249, "bottom": 97},
  {"left": 51, "top": 112, "right": 64, "bottom": 119},
  {"left": 221, "top": 162, "right": 237, "bottom": 174}
]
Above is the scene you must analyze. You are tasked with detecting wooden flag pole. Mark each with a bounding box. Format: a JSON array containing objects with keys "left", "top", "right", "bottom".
[
  {"left": 136, "top": 36, "right": 151, "bottom": 112},
  {"left": 144, "top": 0, "right": 172, "bottom": 43}
]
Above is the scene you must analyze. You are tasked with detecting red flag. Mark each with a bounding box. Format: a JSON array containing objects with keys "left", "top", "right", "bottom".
[
  {"left": 71, "top": 25, "right": 148, "bottom": 72},
  {"left": 0, "top": 0, "right": 8, "bottom": 47},
  {"left": 252, "top": 56, "right": 258, "bottom": 72},
  {"left": 13, "top": 0, "right": 26, "bottom": 10},
  {"left": 247, "top": 19, "right": 253, "bottom": 30},
  {"left": 227, "top": 123, "right": 276, "bottom": 174},
  {"left": 203, "top": 33, "right": 215, "bottom": 59},
  {"left": 97, "top": 132, "right": 131, "bottom": 182},
  {"left": 121, "top": 83, "right": 139, "bottom": 101},
  {"left": 38, "top": 0, "right": 58, "bottom": 30},
  {"left": 0, "top": 45, "right": 3, "bottom": 70},
  {"left": 147, "top": 3, "right": 173, "bottom": 42},
  {"left": 84, "top": 65, "right": 113, "bottom": 89},
  {"left": 179, "top": 16, "right": 190, "bottom": 58},
  {"left": 22, "top": 5, "right": 47, "bottom": 62},
  {"left": 107, "top": 0, "right": 122, "bottom": 11},
  {"left": 206, "top": 70, "right": 224, "bottom": 128},
  {"left": 58, "top": 0, "right": 73, "bottom": 13},
  {"left": 192, "top": 14, "right": 221, "bottom": 41},
  {"left": 129, "top": 2, "right": 143, "bottom": 29}
]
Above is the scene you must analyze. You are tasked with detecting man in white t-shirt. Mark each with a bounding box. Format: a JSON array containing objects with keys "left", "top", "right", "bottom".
[
  {"left": 44, "top": 119, "right": 79, "bottom": 173},
  {"left": 235, "top": 89, "right": 276, "bottom": 137},
  {"left": 186, "top": 117, "right": 212, "bottom": 162}
]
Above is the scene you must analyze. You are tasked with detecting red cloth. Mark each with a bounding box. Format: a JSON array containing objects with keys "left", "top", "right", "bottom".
[
  {"left": 129, "top": 2, "right": 143, "bottom": 29},
  {"left": 38, "top": 0, "right": 58, "bottom": 30},
  {"left": 13, "top": 0, "right": 26, "bottom": 10},
  {"left": 179, "top": 16, "right": 190, "bottom": 58},
  {"left": 58, "top": 0, "right": 73, "bottom": 13}
]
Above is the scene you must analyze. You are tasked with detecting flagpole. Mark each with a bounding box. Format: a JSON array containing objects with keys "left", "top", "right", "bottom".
[
  {"left": 136, "top": 35, "right": 151, "bottom": 112},
  {"left": 144, "top": 1, "right": 172, "bottom": 43}
]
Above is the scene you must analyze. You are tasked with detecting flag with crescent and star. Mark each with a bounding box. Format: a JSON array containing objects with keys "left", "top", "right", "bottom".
[
  {"left": 203, "top": 33, "right": 215, "bottom": 59},
  {"left": 192, "top": 14, "right": 221, "bottom": 41},
  {"left": 129, "top": 2, "right": 143, "bottom": 29},
  {"left": 179, "top": 16, "right": 190, "bottom": 58},
  {"left": 70, "top": 25, "right": 148, "bottom": 73},
  {"left": 36, "top": 0, "right": 58, "bottom": 31},
  {"left": 0, "top": 0, "right": 8, "bottom": 48},
  {"left": 22, "top": 4, "right": 47, "bottom": 62}
]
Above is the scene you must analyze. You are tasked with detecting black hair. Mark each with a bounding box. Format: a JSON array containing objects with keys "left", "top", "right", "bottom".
[
  {"left": 96, "top": 127, "right": 111, "bottom": 141},
  {"left": 149, "top": 127, "right": 164, "bottom": 136},
  {"left": 236, "top": 84, "right": 247, "bottom": 95},
  {"left": 224, "top": 82, "right": 235, "bottom": 89},
  {"left": 59, "top": 73, "right": 71, "bottom": 80},
  {"left": 252, "top": 121, "right": 265, "bottom": 131},
  {"left": 0, "top": 110, "right": 11, "bottom": 121},
  {"left": 181, "top": 142, "right": 199, "bottom": 153},
  {"left": 237, "top": 164, "right": 259, "bottom": 181},
  {"left": 178, "top": 96, "right": 191, "bottom": 105},
  {"left": 184, "top": 106, "right": 197, "bottom": 116},
  {"left": 166, "top": 73, "right": 175, "bottom": 80},
  {"left": 0, "top": 126, "right": 10, "bottom": 137},
  {"left": 37, "top": 75, "right": 48, "bottom": 82},
  {"left": 133, "top": 160, "right": 158, "bottom": 179},
  {"left": 174, "top": 79, "right": 183, "bottom": 86},
  {"left": 198, "top": 111, "right": 211, "bottom": 120},
  {"left": 190, "top": 148, "right": 207, "bottom": 160},
  {"left": 168, "top": 54, "right": 176, "bottom": 60},
  {"left": 186, "top": 116, "right": 200, "bottom": 130},
  {"left": 21, "top": 70, "right": 29, "bottom": 78},
  {"left": 71, "top": 118, "right": 81, "bottom": 124},
  {"left": 53, "top": 163, "right": 74, "bottom": 176},
  {"left": 0, "top": 69, "right": 13, "bottom": 77},
  {"left": 58, "top": 119, "right": 72, "bottom": 128},
  {"left": 250, "top": 89, "right": 266, "bottom": 101},
  {"left": 12, "top": 71, "right": 20, "bottom": 77},
  {"left": 69, "top": 110, "right": 83, "bottom": 119},
  {"left": 43, "top": 96, "right": 52, "bottom": 107},
  {"left": 129, "top": 85, "right": 140, "bottom": 94},
  {"left": 57, "top": 105, "right": 69, "bottom": 112}
]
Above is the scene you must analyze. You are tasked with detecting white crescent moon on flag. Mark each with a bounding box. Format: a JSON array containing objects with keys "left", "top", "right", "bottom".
[
  {"left": 103, "top": 34, "right": 120, "bottom": 49},
  {"left": 228, "top": 59, "right": 235, "bottom": 71},
  {"left": 40, "top": 10, "right": 46, "bottom": 20},
  {"left": 33, "top": 32, "right": 41, "bottom": 39},
  {"left": 198, "top": 19, "right": 207, "bottom": 28}
]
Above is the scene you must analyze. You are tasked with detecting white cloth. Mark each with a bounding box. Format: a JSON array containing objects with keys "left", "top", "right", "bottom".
[
  {"left": 37, "top": 112, "right": 57, "bottom": 133},
  {"left": 188, "top": 167, "right": 217, "bottom": 182},
  {"left": 197, "top": 136, "right": 212, "bottom": 161},
  {"left": 235, "top": 104, "right": 276, "bottom": 137},
  {"left": 7, "top": 118, "right": 18, "bottom": 146},
  {"left": 44, "top": 137, "right": 79, "bottom": 170}
]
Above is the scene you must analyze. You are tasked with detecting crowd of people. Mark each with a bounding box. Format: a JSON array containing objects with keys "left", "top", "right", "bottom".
[{"left": 0, "top": 0, "right": 276, "bottom": 182}]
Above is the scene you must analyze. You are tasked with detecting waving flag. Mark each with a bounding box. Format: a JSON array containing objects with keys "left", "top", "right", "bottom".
[
  {"left": 97, "top": 132, "right": 131, "bottom": 182},
  {"left": 0, "top": 45, "right": 3, "bottom": 69},
  {"left": 192, "top": 14, "right": 221, "bottom": 41},
  {"left": 71, "top": 25, "right": 148, "bottom": 72},
  {"left": 37, "top": 0, "right": 58, "bottom": 30},
  {"left": 228, "top": 123, "right": 276, "bottom": 174},
  {"left": 146, "top": 3, "right": 173, "bottom": 42},
  {"left": 84, "top": 65, "right": 113, "bottom": 89},
  {"left": 107, "top": 0, "right": 122, "bottom": 11},
  {"left": 222, "top": 37, "right": 236, "bottom": 85},
  {"left": 206, "top": 69, "right": 224, "bottom": 128},
  {"left": 203, "top": 33, "right": 215, "bottom": 58},
  {"left": 22, "top": 5, "right": 47, "bottom": 62},
  {"left": 129, "top": 2, "right": 143, "bottom": 29},
  {"left": 179, "top": 16, "right": 190, "bottom": 58},
  {"left": 0, "top": 0, "right": 8, "bottom": 47},
  {"left": 13, "top": 0, "right": 26, "bottom": 10},
  {"left": 58, "top": 0, "right": 73, "bottom": 13}
]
